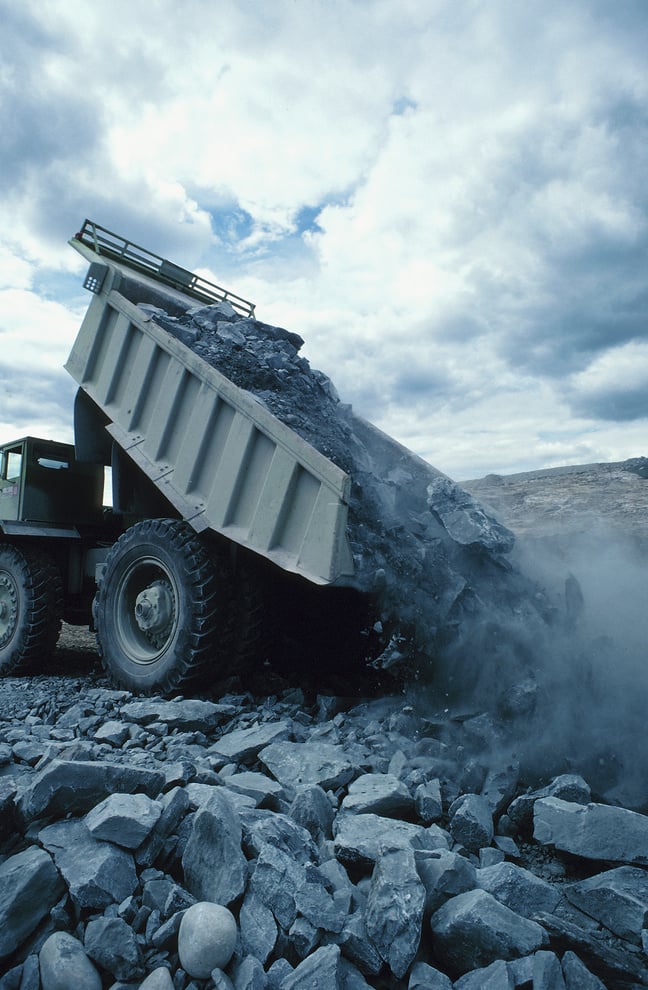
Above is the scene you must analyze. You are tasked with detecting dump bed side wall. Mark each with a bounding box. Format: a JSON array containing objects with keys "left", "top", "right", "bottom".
[{"left": 65, "top": 284, "right": 354, "bottom": 585}]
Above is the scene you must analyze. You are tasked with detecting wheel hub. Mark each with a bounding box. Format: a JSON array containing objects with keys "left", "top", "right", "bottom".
[
  {"left": 134, "top": 580, "right": 174, "bottom": 649},
  {"left": 0, "top": 573, "right": 18, "bottom": 647}
]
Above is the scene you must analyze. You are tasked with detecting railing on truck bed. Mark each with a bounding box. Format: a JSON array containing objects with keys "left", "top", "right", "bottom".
[{"left": 74, "top": 219, "right": 256, "bottom": 318}]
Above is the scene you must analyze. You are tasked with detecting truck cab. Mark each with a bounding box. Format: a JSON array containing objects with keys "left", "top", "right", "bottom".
[{"left": 0, "top": 437, "right": 104, "bottom": 529}]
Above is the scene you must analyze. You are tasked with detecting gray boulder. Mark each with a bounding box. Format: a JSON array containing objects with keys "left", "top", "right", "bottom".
[
  {"left": 0, "top": 846, "right": 65, "bottom": 961},
  {"left": 334, "top": 812, "right": 443, "bottom": 867},
  {"left": 365, "top": 846, "right": 425, "bottom": 978},
  {"left": 121, "top": 697, "right": 234, "bottom": 731},
  {"left": 341, "top": 773, "right": 414, "bottom": 818},
  {"left": 508, "top": 774, "right": 591, "bottom": 833},
  {"left": 408, "top": 961, "right": 453, "bottom": 988},
  {"left": 449, "top": 793, "right": 494, "bottom": 852},
  {"left": 415, "top": 848, "right": 477, "bottom": 914},
  {"left": 239, "top": 889, "right": 278, "bottom": 965},
  {"left": 39, "top": 931, "right": 102, "bottom": 990},
  {"left": 84, "top": 791, "right": 162, "bottom": 848},
  {"left": 532, "top": 950, "right": 566, "bottom": 989},
  {"left": 281, "top": 944, "right": 342, "bottom": 989},
  {"left": 38, "top": 819, "right": 138, "bottom": 910},
  {"left": 83, "top": 916, "right": 144, "bottom": 980},
  {"left": 182, "top": 789, "right": 247, "bottom": 905},
  {"left": 476, "top": 861, "right": 561, "bottom": 917},
  {"left": 414, "top": 779, "right": 443, "bottom": 824},
  {"left": 534, "top": 798, "right": 648, "bottom": 864},
  {"left": 17, "top": 758, "right": 164, "bottom": 822},
  {"left": 430, "top": 888, "right": 547, "bottom": 975},
  {"left": 209, "top": 719, "right": 292, "bottom": 763},
  {"left": 260, "top": 740, "right": 358, "bottom": 790},
  {"left": 289, "top": 784, "right": 335, "bottom": 843},
  {"left": 565, "top": 865, "right": 648, "bottom": 942},
  {"left": 561, "top": 950, "right": 607, "bottom": 989},
  {"left": 454, "top": 959, "right": 514, "bottom": 989}
]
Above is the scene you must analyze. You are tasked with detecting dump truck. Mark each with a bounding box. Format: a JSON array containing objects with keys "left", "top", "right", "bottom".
[{"left": 0, "top": 220, "right": 364, "bottom": 693}]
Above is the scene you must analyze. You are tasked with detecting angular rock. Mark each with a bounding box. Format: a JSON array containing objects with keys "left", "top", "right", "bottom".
[
  {"left": 430, "top": 889, "right": 547, "bottom": 975},
  {"left": 533, "top": 950, "right": 566, "bottom": 989},
  {"left": 250, "top": 842, "right": 343, "bottom": 932},
  {"left": 135, "top": 784, "right": 190, "bottom": 868},
  {"left": 480, "top": 763, "right": 519, "bottom": 819},
  {"left": 565, "top": 865, "right": 648, "bottom": 942},
  {"left": 139, "top": 970, "right": 175, "bottom": 990},
  {"left": 414, "top": 779, "right": 443, "bottom": 824},
  {"left": 477, "top": 862, "right": 561, "bottom": 918},
  {"left": 341, "top": 773, "right": 414, "bottom": 818},
  {"left": 281, "top": 944, "right": 342, "bottom": 989},
  {"left": 38, "top": 819, "right": 138, "bottom": 910},
  {"left": 334, "top": 812, "right": 444, "bottom": 867},
  {"left": 17, "top": 758, "right": 164, "bottom": 823},
  {"left": 289, "top": 784, "right": 335, "bottom": 843},
  {"left": 427, "top": 476, "right": 515, "bottom": 552},
  {"left": 415, "top": 848, "right": 477, "bottom": 914},
  {"left": 224, "top": 770, "right": 285, "bottom": 807},
  {"left": 121, "top": 697, "right": 234, "bottom": 731},
  {"left": 449, "top": 793, "right": 494, "bottom": 853},
  {"left": 534, "top": 798, "right": 648, "bottom": 864},
  {"left": 93, "top": 719, "right": 130, "bottom": 746},
  {"left": 561, "top": 951, "right": 607, "bottom": 989},
  {"left": 241, "top": 808, "right": 318, "bottom": 864},
  {"left": 39, "top": 931, "right": 102, "bottom": 990},
  {"left": 260, "top": 739, "right": 359, "bottom": 791},
  {"left": 0, "top": 846, "right": 65, "bottom": 961},
  {"left": 408, "top": 961, "right": 453, "bottom": 989},
  {"left": 233, "top": 955, "right": 268, "bottom": 990},
  {"left": 84, "top": 792, "right": 162, "bottom": 848},
  {"left": 84, "top": 916, "right": 144, "bottom": 980},
  {"left": 365, "top": 846, "right": 425, "bottom": 978},
  {"left": 508, "top": 774, "right": 591, "bottom": 833},
  {"left": 209, "top": 719, "right": 292, "bottom": 763},
  {"left": 335, "top": 909, "right": 383, "bottom": 976},
  {"left": 454, "top": 959, "right": 513, "bottom": 989},
  {"left": 182, "top": 790, "right": 247, "bottom": 906},
  {"left": 239, "top": 889, "right": 278, "bottom": 965}
]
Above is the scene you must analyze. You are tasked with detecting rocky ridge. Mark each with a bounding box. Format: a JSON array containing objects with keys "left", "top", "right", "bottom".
[{"left": 1, "top": 636, "right": 648, "bottom": 990}]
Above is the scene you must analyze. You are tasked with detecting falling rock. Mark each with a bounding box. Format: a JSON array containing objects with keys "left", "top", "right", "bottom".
[
  {"left": 0, "top": 846, "right": 65, "bottom": 961},
  {"left": 182, "top": 790, "right": 247, "bottom": 905},
  {"left": 289, "top": 784, "right": 335, "bottom": 843},
  {"left": 17, "top": 758, "right": 164, "bottom": 823},
  {"left": 534, "top": 798, "right": 648, "bottom": 864},
  {"left": 565, "top": 866, "right": 648, "bottom": 942},
  {"left": 84, "top": 791, "right": 162, "bottom": 848},
  {"left": 209, "top": 719, "right": 293, "bottom": 763},
  {"left": 333, "top": 812, "right": 442, "bottom": 867},
  {"left": 365, "top": 846, "right": 425, "bottom": 978},
  {"left": 138, "top": 969, "right": 175, "bottom": 990},
  {"left": 341, "top": 772, "right": 414, "bottom": 818},
  {"left": 477, "top": 862, "right": 561, "bottom": 917},
  {"left": 121, "top": 697, "right": 233, "bottom": 731},
  {"left": 408, "top": 960, "right": 453, "bottom": 989},
  {"left": 448, "top": 793, "right": 494, "bottom": 853},
  {"left": 280, "top": 943, "right": 342, "bottom": 990},
  {"left": 453, "top": 959, "right": 514, "bottom": 989},
  {"left": 178, "top": 902, "right": 237, "bottom": 979},
  {"left": 480, "top": 763, "right": 520, "bottom": 819},
  {"left": 426, "top": 476, "right": 515, "bottom": 553},
  {"left": 259, "top": 740, "right": 358, "bottom": 790},
  {"left": 39, "top": 931, "right": 102, "bottom": 990},
  {"left": 83, "top": 915, "right": 144, "bottom": 980},
  {"left": 38, "top": 819, "right": 138, "bottom": 910},
  {"left": 415, "top": 848, "right": 477, "bottom": 914},
  {"left": 430, "top": 888, "right": 548, "bottom": 975},
  {"left": 561, "top": 950, "right": 607, "bottom": 989}
]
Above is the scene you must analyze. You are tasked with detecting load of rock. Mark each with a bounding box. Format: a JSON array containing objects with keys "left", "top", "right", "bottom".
[
  {"left": 135, "top": 295, "right": 554, "bottom": 680},
  {"left": 2, "top": 673, "right": 648, "bottom": 990}
]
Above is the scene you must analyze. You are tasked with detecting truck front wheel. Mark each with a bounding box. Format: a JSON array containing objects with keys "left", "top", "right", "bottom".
[
  {"left": 0, "top": 544, "right": 63, "bottom": 675},
  {"left": 95, "top": 519, "right": 232, "bottom": 694}
]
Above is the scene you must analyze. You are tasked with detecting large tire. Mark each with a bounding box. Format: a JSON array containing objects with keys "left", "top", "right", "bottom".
[
  {"left": 94, "top": 519, "right": 232, "bottom": 694},
  {"left": 0, "top": 544, "right": 63, "bottom": 675}
]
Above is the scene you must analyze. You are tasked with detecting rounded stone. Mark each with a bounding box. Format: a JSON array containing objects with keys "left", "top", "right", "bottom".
[
  {"left": 39, "top": 931, "right": 102, "bottom": 990},
  {"left": 178, "top": 901, "right": 238, "bottom": 978}
]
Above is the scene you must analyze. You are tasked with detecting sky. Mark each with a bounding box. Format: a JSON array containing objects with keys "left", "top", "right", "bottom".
[{"left": 1, "top": 0, "right": 647, "bottom": 481}]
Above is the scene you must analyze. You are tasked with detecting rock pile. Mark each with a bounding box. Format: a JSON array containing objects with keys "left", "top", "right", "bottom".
[
  {"left": 135, "top": 295, "right": 554, "bottom": 679},
  {"left": 2, "top": 673, "right": 648, "bottom": 989}
]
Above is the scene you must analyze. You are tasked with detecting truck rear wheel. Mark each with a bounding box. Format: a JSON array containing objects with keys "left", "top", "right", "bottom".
[
  {"left": 0, "top": 544, "right": 63, "bottom": 675},
  {"left": 94, "top": 518, "right": 232, "bottom": 694}
]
